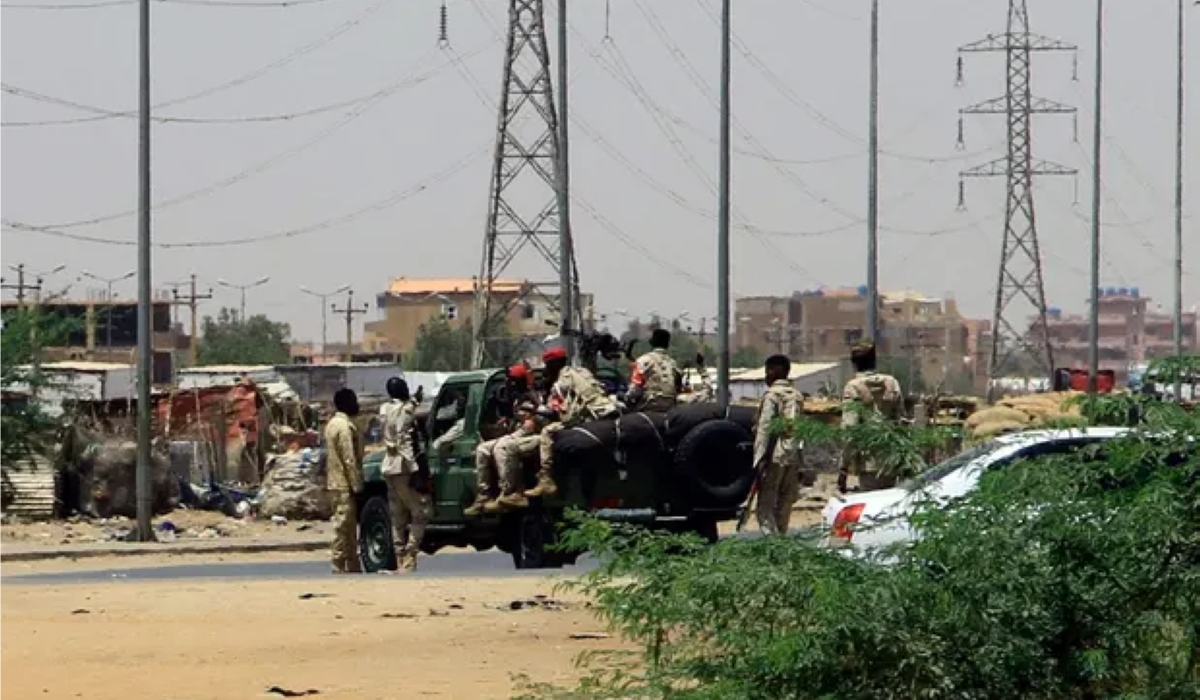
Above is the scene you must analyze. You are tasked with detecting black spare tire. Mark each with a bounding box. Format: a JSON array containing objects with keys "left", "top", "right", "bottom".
[{"left": 674, "top": 419, "right": 754, "bottom": 508}]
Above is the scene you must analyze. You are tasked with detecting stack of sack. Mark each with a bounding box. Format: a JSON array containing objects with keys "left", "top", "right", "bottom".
[{"left": 965, "top": 391, "right": 1088, "bottom": 441}]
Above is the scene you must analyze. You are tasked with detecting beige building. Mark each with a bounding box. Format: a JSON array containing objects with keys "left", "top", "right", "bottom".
[
  {"left": 361, "top": 277, "right": 594, "bottom": 358},
  {"left": 734, "top": 287, "right": 976, "bottom": 389}
]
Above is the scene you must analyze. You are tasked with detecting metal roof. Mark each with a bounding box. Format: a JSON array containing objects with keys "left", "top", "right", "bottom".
[
  {"left": 40, "top": 361, "right": 134, "bottom": 373},
  {"left": 729, "top": 362, "right": 840, "bottom": 382},
  {"left": 385, "top": 277, "right": 524, "bottom": 296},
  {"left": 178, "top": 364, "right": 277, "bottom": 374}
]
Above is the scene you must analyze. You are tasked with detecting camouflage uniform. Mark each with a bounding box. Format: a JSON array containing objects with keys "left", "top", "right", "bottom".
[
  {"left": 380, "top": 397, "right": 429, "bottom": 571},
  {"left": 752, "top": 379, "right": 804, "bottom": 535},
  {"left": 467, "top": 390, "right": 542, "bottom": 515},
  {"left": 840, "top": 370, "right": 903, "bottom": 490},
  {"left": 629, "top": 348, "right": 680, "bottom": 412},
  {"left": 324, "top": 411, "right": 364, "bottom": 573},
  {"left": 526, "top": 366, "right": 619, "bottom": 500}
]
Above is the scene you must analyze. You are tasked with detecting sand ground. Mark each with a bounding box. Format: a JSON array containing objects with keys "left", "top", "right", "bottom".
[{"left": 2, "top": 574, "right": 620, "bottom": 700}]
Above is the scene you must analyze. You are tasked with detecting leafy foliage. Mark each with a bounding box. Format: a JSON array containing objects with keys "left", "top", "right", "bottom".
[
  {"left": 520, "top": 397, "right": 1200, "bottom": 700},
  {"left": 1, "top": 308, "right": 78, "bottom": 463},
  {"left": 784, "top": 406, "right": 959, "bottom": 481},
  {"left": 730, "top": 346, "right": 764, "bottom": 369},
  {"left": 196, "top": 307, "right": 291, "bottom": 366},
  {"left": 407, "top": 316, "right": 521, "bottom": 371}
]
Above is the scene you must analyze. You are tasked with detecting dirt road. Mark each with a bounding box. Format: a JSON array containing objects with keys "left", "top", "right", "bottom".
[{"left": 2, "top": 574, "right": 619, "bottom": 700}]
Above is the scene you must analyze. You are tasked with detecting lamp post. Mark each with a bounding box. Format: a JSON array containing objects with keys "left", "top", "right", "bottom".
[
  {"left": 299, "top": 284, "right": 351, "bottom": 359},
  {"left": 217, "top": 276, "right": 270, "bottom": 321},
  {"left": 81, "top": 269, "right": 136, "bottom": 350}
]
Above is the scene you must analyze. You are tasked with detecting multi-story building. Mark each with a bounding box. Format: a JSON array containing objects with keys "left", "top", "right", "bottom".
[
  {"left": 361, "top": 277, "right": 595, "bottom": 358},
  {"left": 0, "top": 297, "right": 189, "bottom": 384},
  {"left": 733, "top": 286, "right": 977, "bottom": 389},
  {"left": 1034, "top": 287, "right": 1198, "bottom": 378}
]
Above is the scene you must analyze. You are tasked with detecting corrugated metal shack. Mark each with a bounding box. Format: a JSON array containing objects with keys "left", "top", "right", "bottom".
[{"left": 276, "top": 362, "right": 401, "bottom": 404}]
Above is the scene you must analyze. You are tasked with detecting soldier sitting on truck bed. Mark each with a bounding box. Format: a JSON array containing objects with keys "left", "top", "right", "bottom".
[
  {"left": 465, "top": 365, "right": 543, "bottom": 515},
  {"left": 625, "top": 328, "right": 681, "bottom": 413},
  {"left": 518, "top": 346, "right": 621, "bottom": 502}
]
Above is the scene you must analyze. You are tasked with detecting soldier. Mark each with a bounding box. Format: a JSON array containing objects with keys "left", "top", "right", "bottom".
[
  {"left": 839, "top": 340, "right": 904, "bottom": 492},
  {"left": 380, "top": 377, "right": 429, "bottom": 572},
  {"left": 524, "top": 346, "right": 620, "bottom": 500},
  {"left": 324, "top": 388, "right": 364, "bottom": 574},
  {"left": 481, "top": 402, "right": 546, "bottom": 512},
  {"left": 626, "top": 328, "right": 681, "bottom": 412},
  {"left": 465, "top": 365, "right": 540, "bottom": 515},
  {"left": 751, "top": 354, "right": 804, "bottom": 535}
]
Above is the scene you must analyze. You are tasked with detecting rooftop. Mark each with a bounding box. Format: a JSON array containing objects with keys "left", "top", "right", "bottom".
[
  {"left": 730, "top": 362, "right": 840, "bottom": 382},
  {"left": 385, "top": 277, "right": 525, "bottom": 296},
  {"left": 39, "top": 361, "right": 134, "bottom": 372},
  {"left": 178, "top": 364, "right": 278, "bottom": 374}
]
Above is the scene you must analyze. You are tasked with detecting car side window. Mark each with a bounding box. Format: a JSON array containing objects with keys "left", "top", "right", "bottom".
[
  {"left": 995, "top": 438, "right": 1107, "bottom": 470},
  {"left": 430, "top": 389, "right": 466, "bottom": 441}
]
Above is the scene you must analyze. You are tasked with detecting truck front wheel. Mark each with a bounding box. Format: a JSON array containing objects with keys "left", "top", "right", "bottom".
[{"left": 357, "top": 495, "right": 397, "bottom": 573}]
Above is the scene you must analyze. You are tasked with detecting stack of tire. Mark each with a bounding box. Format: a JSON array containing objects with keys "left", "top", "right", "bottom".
[
  {"left": 552, "top": 402, "right": 758, "bottom": 511},
  {"left": 965, "top": 391, "right": 1088, "bottom": 442}
]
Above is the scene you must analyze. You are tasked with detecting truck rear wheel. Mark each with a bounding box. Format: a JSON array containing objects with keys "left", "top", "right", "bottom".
[{"left": 509, "top": 510, "right": 565, "bottom": 570}]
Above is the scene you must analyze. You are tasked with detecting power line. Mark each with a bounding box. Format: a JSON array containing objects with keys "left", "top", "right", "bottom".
[
  {"left": 2, "top": 0, "right": 344, "bottom": 8},
  {"left": 2, "top": 143, "right": 488, "bottom": 248},
  {"left": 16, "top": 42, "right": 491, "bottom": 230},
  {"left": 1, "top": 0, "right": 395, "bottom": 128}
]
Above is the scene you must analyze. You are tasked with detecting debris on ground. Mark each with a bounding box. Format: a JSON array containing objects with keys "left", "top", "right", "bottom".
[
  {"left": 502, "top": 595, "right": 570, "bottom": 612},
  {"left": 265, "top": 685, "right": 320, "bottom": 697},
  {"left": 568, "top": 632, "right": 609, "bottom": 640}
]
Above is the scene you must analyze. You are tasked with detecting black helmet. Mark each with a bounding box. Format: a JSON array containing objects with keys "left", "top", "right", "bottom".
[{"left": 386, "top": 376, "right": 410, "bottom": 401}]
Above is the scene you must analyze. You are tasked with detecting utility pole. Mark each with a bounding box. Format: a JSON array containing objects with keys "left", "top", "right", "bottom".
[
  {"left": 474, "top": 0, "right": 580, "bottom": 368},
  {"left": 555, "top": 0, "right": 576, "bottom": 364},
  {"left": 956, "top": 0, "right": 1078, "bottom": 401},
  {"left": 300, "top": 284, "right": 351, "bottom": 360},
  {"left": 865, "top": 0, "right": 881, "bottom": 344},
  {"left": 217, "top": 276, "right": 270, "bottom": 321},
  {"left": 331, "top": 290, "right": 369, "bottom": 362},
  {"left": 716, "top": 0, "right": 732, "bottom": 411},
  {"left": 134, "top": 0, "right": 154, "bottom": 544},
  {"left": 82, "top": 269, "right": 135, "bottom": 351},
  {"left": 1173, "top": 0, "right": 1187, "bottom": 402},
  {"left": 170, "top": 274, "right": 213, "bottom": 366},
  {"left": 1087, "top": 0, "right": 1104, "bottom": 395}
]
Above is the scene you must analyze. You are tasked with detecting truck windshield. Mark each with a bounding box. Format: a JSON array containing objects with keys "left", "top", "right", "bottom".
[{"left": 901, "top": 438, "right": 1007, "bottom": 490}]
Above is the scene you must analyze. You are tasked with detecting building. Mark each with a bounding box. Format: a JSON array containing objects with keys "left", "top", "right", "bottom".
[
  {"left": 361, "top": 277, "right": 595, "bottom": 358},
  {"left": 0, "top": 297, "right": 189, "bottom": 384},
  {"left": 1034, "top": 287, "right": 1198, "bottom": 378},
  {"left": 733, "top": 287, "right": 975, "bottom": 389}
]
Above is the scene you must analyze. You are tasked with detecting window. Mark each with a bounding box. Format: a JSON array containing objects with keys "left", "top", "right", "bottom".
[
  {"left": 904, "top": 439, "right": 1008, "bottom": 489},
  {"left": 522, "top": 304, "right": 536, "bottom": 320},
  {"left": 442, "top": 303, "right": 458, "bottom": 320},
  {"left": 844, "top": 328, "right": 863, "bottom": 346}
]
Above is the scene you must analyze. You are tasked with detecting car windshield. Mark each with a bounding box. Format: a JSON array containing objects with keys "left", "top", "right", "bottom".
[{"left": 902, "top": 438, "right": 1008, "bottom": 490}]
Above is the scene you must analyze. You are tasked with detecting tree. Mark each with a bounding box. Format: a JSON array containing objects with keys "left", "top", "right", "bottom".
[
  {"left": 730, "top": 346, "right": 764, "bottom": 368},
  {"left": 521, "top": 396, "right": 1200, "bottom": 699},
  {"left": 408, "top": 317, "right": 473, "bottom": 371},
  {"left": 1, "top": 308, "right": 77, "bottom": 463},
  {"left": 197, "top": 307, "right": 291, "bottom": 365}
]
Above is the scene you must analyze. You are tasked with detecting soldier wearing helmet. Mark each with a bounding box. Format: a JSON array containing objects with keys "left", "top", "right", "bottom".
[{"left": 380, "top": 376, "right": 430, "bottom": 572}]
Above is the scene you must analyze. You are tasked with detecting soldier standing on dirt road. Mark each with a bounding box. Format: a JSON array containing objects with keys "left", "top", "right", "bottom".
[
  {"left": 838, "top": 340, "right": 904, "bottom": 493},
  {"left": 380, "top": 377, "right": 430, "bottom": 572},
  {"left": 626, "top": 328, "right": 681, "bottom": 412},
  {"left": 522, "top": 346, "right": 620, "bottom": 502},
  {"left": 752, "top": 355, "right": 805, "bottom": 535},
  {"left": 325, "top": 388, "right": 364, "bottom": 574},
  {"left": 465, "top": 364, "right": 542, "bottom": 515}
]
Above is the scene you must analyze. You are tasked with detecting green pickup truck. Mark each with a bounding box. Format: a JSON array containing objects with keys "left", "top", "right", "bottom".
[{"left": 356, "top": 366, "right": 758, "bottom": 571}]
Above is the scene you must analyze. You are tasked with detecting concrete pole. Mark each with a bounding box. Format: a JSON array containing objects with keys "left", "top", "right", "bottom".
[
  {"left": 1086, "top": 0, "right": 1104, "bottom": 396},
  {"left": 716, "top": 0, "right": 732, "bottom": 411},
  {"left": 134, "top": 0, "right": 155, "bottom": 542}
]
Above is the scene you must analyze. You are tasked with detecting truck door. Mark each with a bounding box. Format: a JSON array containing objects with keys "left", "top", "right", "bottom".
[{"left": 429, "top": 381, "right": 485, "bottom": 518}]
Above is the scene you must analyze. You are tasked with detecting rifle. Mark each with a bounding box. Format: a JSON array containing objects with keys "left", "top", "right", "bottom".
[{"left": 736, "top": 433, "right": 778, "bottom": 533}]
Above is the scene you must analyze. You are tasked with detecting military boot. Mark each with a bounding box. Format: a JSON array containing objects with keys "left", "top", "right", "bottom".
[
  {"left": 399, "top": 552, "right": 418, "bottom": 572},
  {"left": 485, "top": 493, "right": 529, "bottom": 512},
  {"left": 463, "top": 496, "right": 492, "bottom": 517},
  {"left": 524, "top": 472, "right": 558, "bottom": 499}
]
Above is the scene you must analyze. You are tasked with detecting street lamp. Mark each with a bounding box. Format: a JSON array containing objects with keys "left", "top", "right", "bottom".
[
  {"left": 81, "top": 269, "right": 136, "bottom": 350},
  {"left": 217, "top": 276, "right": 270, "bottom": 321},
  {"left": 299, "top": 284, "right": 351, "bottom": 358}
]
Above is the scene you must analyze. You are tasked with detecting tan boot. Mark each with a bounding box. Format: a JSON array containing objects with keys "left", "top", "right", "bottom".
[
  {"left": 524, "top": 475, "right": 558, "bottom": 499},
  {"left": 399, "top": 553, "right": 417, "bottom": 572},
  {"left": 464, "top": 496, "right": 492, "bottom": 517},
  {"left": 486, "top": 493, "right": 529, "bottom": 511}
]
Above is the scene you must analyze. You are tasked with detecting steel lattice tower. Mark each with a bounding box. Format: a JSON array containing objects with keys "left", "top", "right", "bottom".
[
  {"left": 473, "top": 0, "right": 580, "bottom": 368},
  {"left": 956, "top": 0, "right": 1077, "bottom": 396}
]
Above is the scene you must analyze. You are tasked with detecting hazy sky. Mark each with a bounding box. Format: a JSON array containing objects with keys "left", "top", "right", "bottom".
[{"left": 2, "top": 0, "right": 1196, "bottom": 343}]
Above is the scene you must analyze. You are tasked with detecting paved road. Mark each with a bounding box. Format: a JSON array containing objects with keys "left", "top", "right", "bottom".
[{"left": 2, "top": 550, "right": 602, "bottom": 586}]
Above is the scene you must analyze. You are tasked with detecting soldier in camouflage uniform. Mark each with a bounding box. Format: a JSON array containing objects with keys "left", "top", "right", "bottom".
[
  {"left": 626, "top": 328, "right": 681, "bottom": 412},
  {"left": 839, "top": 340, "right": 904, "bottom": 492},
  {"left": 380, "top": 377, "right": 429, "bottom": 572},
  {"left": 752, "top": 354, "right": 804, "bottom": 535},
  {"left": 465, "top": 365, "right": 540, "bottom": 515},
  {"left": 524, "top": 346, "right": 620, "bottom": 501},
  {"left": 324, "top": 388, "right": 364, "bottom": 574}
]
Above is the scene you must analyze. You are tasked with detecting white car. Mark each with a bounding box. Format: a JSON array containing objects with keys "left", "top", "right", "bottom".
[{"left": 819, "top": 427, "right": 1132, "bottom": 557}]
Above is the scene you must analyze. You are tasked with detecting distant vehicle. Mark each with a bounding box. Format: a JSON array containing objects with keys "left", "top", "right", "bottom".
[
  {"left": 819, "top": 427, "right": 1133, "bottom": 558},
  {"left": 355, "top": 342, "right": 758, "bottom": 572}
]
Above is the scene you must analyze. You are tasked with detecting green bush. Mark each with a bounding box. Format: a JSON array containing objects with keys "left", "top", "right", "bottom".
[{"left": 519, "top": 400, "right": 1200, "bottom": 700}]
